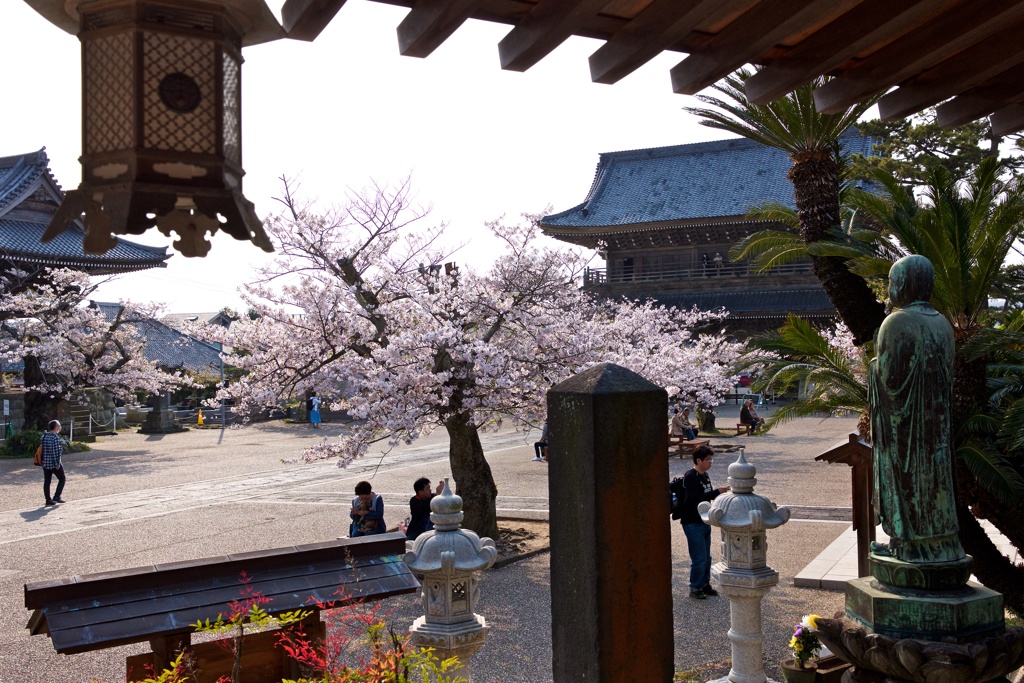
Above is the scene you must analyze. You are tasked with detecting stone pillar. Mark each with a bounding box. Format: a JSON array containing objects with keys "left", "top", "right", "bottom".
[
  {"left": 699, "top": 450, "right": 791, "bottom": 683},
  {"left": 139, "top": 391, "right": 184, "bottom": 434},
  {"left": 548, "top": 363, "right": 674, "bottom": 683},
  {"left": 404, "top": 479, "right": 497, "bottom": 680}
]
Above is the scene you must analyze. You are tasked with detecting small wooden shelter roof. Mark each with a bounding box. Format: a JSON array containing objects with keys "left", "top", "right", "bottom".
[
  {"left": 281, "top": 0, "right": 1024, "bottom": 134},
  {"left": 25, "top": 533, "right": 417, "bottom": 655},
  {"left": 815, "top": 432, "right": 872, "bottom": 465}
]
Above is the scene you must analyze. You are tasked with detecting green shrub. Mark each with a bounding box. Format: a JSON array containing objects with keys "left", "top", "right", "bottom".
[
  {"left": 0, "top": 429, "right": 90, "bottom": 457},
  {"left": 1, "top": 428, "right": 43, "bottom": 458}
]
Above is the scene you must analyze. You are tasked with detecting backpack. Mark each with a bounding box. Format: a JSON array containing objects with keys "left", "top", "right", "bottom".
[
  {"left": 306, "top": 397, "right": 314, "bottom": 413},
  {"left": 669, "top": 476, "right": 686, "bottom": 520}
]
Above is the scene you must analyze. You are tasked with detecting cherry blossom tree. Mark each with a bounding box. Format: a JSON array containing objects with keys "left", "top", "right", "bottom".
[
  {"left": 207, "top": 180, "right": 741, "bottom": 537},
  {"left": 0, "top": 268, "right": 191, "bottom": 429}
]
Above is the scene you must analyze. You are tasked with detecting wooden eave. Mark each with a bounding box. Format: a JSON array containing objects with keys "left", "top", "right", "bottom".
[{"left": 280, "top": 0, "right": 1024, "bottom": 133}]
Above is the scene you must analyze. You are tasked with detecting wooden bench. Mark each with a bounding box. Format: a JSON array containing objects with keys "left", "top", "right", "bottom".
[
  {"left": 668, "top": 435, "right": 711, "bottom": 459},
  {"left": 736, "top": 423, "right": 752, "bottom": 435},
  {"left": 24, "top": 534, "right": 418, "bottom": 680}
]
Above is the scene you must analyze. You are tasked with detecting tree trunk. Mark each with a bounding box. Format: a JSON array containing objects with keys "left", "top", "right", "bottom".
[
  {"left": 789, "top": 154, "right": 887, "bottom": 346},
  {"left": 444, "top": 413, "right": 499, "bottom": 539},
  {"left": 956, "top": 501, "right": 1024, "bottom": 613},
  {"left": 22, "top": 355, "right": 62, "bottom": 431}
]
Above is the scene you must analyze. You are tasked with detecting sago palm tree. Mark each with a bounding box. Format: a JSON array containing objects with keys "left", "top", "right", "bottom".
[{"left": 686, "top": 68, "right": 885, "bottom": 346}]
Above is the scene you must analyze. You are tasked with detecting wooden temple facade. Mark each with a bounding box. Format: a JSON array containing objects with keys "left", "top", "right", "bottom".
[{"left": 540, "top": 133, "right": 876, "bottom": 336}]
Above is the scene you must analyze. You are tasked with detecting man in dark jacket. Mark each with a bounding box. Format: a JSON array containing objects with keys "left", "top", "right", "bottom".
[
  {"left": 406, "top": 477, "right": 444, "bottom": 540},
  {"left": 681, "top": 445, "right": 729, "bottom": 599}
]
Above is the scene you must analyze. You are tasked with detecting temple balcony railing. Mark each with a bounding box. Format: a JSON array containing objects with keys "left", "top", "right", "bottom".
[{"left": 583, "top": 261, "right": 814, "bottom": 286}]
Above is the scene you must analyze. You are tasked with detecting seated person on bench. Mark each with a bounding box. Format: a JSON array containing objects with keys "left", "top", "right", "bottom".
[
  {"left": 740, "top": 399, "right": 765, "bottom": 433},
  {"left": 670, "top": 407, "right": 699, "bottom": 440}
]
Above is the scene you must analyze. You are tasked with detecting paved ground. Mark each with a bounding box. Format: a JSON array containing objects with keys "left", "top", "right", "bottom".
[{"left": 0, "top": 403, "right": 859, "bottom": 683}]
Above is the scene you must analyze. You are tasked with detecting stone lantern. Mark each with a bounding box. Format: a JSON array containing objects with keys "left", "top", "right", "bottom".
[
  {"left": 404, "top": 479, "right": 497, "bottom": 680},
  {"left": 698, "top": 449, "right": 791, "bottom": 683},
  {"left": 24, "top": 0, "right": 284, "bottom": 257}
]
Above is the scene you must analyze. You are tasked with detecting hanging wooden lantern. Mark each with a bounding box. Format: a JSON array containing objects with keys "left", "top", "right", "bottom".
[{"left": 25, "top": 0, "right": 283, "bottom": 257}]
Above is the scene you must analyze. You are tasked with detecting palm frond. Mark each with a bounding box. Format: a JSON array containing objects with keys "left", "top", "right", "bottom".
[
  {"left": 957, "top": 441, "right": 1024, "bottom": 504},
  {"left": 729, "top": 230, "right": 807, "bottom": 271}
]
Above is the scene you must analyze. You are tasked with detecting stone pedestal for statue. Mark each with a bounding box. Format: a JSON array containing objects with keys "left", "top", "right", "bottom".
[
  {"left": 138, "top": 392, "right": 185, "bottom": 434},
  {"left": 404, "top": 479, "right": 497, "bottom": 681},
  {"left": 698, "top": 450, "right": 790, "bottom": 683},
  {"left": 815, "top": 256, "right": 1024, "bottom": 683}
]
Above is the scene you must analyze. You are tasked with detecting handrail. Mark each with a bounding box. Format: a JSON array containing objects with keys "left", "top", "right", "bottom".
[{"left": 583, "top": 261, "right": 813, "bottom": 286}]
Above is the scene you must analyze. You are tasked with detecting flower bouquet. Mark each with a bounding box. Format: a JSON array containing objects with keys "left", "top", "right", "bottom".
[{"left": 781, "top": 615, "right": 822, "bottom": 683}]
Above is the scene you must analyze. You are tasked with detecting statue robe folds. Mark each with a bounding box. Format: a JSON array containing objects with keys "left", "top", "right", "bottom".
[{"left": 869, "top": 256, "right": 965, "bottom": 565}]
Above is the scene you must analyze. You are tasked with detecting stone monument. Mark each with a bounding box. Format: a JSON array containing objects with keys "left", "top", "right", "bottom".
[
  {"left": 815, "top": 255, "right": 1024, "bottom": 682},
  {"left": 138, "top": 391, "right": 185, "bottom": 434},
  {"left": 404, "top": 479, "right": 497, "bottom": 681},
  {"left": 698, "top": 449, "right": 790, "bottom": 683}
]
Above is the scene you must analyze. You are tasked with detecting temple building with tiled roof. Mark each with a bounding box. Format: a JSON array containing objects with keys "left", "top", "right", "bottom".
[
  {"left": 1, "top": 149, "right": 169, "bottom": 277},
  {"left": 91, "top": 302, "right": 223, "bottom": 376},
  {"left": 540, "top": 133, "right": 877, "bottom": 335}
]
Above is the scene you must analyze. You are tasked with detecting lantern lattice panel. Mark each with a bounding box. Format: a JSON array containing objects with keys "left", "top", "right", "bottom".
[
  {"left": 222, "top": 51, "right": 241, "bottom": 165},
  {"left": 84, "top": 33, "right": 134, "bottom": 154},
  {"left": 143, "top": 32, "right": 217, "bottom": 154}
]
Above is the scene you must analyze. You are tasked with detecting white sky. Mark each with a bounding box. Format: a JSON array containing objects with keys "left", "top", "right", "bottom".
[{"left": 3, "top": 0, "right": 727, "bottom": 314}]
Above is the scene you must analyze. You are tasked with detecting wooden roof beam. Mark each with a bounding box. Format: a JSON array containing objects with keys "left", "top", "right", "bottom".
[
  {"left": 670, "top": 0, "right": 861, "bottom": 96},
  {"left": 397, "top": 0, "right": 486, "bottom": 58},
  {"left": 935, "top": 95, "right": 1000, "bottom": 128},
  {"left": 813, "top": 0, "right": 1024, "bottom": 114},
  {"left": 991, "top": 103, "right": 1024, "bottom": 136},
  {"left": 745, "top": 0, "right": 950, "bottom": 105},
  {"left": 589, "top": 0, "right": 756, "bottom": 85},
  {"left": 936, "top": 63, "right": 1024, "bottom": 127},
  {"left": 281, "top": 0, "right": 349, "bottom": 42},
  {"left": 499, "top": 0, "right": 612, "bottom": 72},
  {"left": 877, "top": 16, "right": 1024, "bottom": 120}
]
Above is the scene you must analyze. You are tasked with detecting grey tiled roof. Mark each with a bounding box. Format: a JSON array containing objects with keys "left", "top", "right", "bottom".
[
  {"left": 0, "top": 219, "right": 168, "bottom": 271},
  {"left": 654, "top": 289, "right": 835, "bottom": 319},
  {"left": 542, "top": 132, "right": 877, "bottom": 228},
  {"left": 91, "top": 302, "right": 223, "bottom": 375},
  {"left": 0, "top": 151, "right": 47, "bottom": 215},
  {"left": 161, "top": 311, "right": 233, "bottom": 332},
  {"left": 0, "top": 150, "right": 169, "bottom": 272}
]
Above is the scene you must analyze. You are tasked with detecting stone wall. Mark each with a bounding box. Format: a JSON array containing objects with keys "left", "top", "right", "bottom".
[{"left": 1, "top": 391, "right": 25, "bottom": 434}]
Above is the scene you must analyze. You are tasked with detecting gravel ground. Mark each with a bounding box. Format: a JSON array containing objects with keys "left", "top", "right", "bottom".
[{"left": 0, "top": 404, "right": 858, "bottom": 682}]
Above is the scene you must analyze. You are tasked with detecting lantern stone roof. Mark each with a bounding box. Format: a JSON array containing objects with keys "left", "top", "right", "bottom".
[
  {"left": 0, "top": 150, "right": 169, "bottom": 275},
  {"left": 541, "top": 132, "right": 876, "bottom": 231}
]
